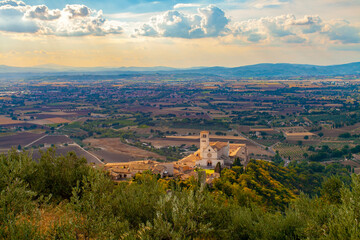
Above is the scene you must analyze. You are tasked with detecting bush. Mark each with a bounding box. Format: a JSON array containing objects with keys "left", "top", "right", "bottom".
[{"left": 339, "top": 132, "right": 351, "bottom": 138}]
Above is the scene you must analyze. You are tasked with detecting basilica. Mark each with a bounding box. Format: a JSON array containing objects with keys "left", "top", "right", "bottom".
[{"left": 180, "top": 131, "right": 248, "bottom": 169}]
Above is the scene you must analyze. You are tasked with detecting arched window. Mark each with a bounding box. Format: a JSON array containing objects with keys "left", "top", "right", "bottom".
[{"left": 207, "top": 161, "right": 212, "bottom": 166}]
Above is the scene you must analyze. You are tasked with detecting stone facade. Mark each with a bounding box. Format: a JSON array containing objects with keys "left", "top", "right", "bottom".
[{"left": 194, "top": 131, "right": 248, "bottom": 168}]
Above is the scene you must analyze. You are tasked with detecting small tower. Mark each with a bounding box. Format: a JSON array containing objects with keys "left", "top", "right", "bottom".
[{"left": 199, "top": 131, "right": 209, "bottom": 157}]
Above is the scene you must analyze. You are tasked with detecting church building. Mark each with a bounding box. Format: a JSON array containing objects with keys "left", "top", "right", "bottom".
[{"left": 180, "top": 131, "right": 248, "bottom": 169}]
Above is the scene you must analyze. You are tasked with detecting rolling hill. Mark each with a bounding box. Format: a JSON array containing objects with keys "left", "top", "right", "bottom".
[{"left": 0, "top": 62, "right": 359, "bottom": 78}]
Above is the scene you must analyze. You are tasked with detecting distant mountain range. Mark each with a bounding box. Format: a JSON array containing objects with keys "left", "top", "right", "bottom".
[
  {"left": 0, "top": 62, "right": 359, "bottom": 78},
  {"left": 0, "top": 64, "right": 178, "bottom": 73},
  {"left": 183, "top": 62, "right": 360, "bottom": 77}
]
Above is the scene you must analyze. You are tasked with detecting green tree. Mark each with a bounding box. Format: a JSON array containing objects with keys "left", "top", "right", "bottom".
[
  {"left": 328, "top": 174, "right": 360, "bottom": 239},
  {"left": 233, "top": 157, "right": 242, "bottom": 167},
  {"left": 273, "top": 150, "right": 284, "bottom": 166},
  {"left": 215, "top": 162, "right": 222, "bottom": 174},
  {"left": 32, "top": 148, "right": 89, "bottom": 200},
  {"left": 339, "top": 132, "right": 351, "bottom": 138},
  {"left": 322, "top": 176, "right": 343, "bottom": 204}
]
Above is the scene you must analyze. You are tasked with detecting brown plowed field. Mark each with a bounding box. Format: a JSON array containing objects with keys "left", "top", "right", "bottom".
[
  {"left": 0, "top": 116, "right": 24, "bottom": 125},
  {"left": 83, "top": 138, "right": 166, "bottom": 163},
  {"left": 0, "top": 132, "right": 45, "bottom": 149},
  {"left": 30, "top": 145, "right": 101, "bottom": 164},
  {"left": 28, "top": 135, "right": 73, "bottom": 147}
]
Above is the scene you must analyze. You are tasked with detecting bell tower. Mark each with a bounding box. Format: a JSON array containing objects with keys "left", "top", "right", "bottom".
[{"left": 200, "top": 131, "right": 209, "bottom": 157}]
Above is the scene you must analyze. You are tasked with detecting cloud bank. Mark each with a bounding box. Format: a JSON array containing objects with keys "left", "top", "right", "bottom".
[
  {"left": 0, "top": 0, "right": 358, "bottom": 46},
  {"left": 135, "top": 6, "right": 359, "bottom": 46},
  {"left": 233, "top": 14, "right": 360, "bottom": 45}
]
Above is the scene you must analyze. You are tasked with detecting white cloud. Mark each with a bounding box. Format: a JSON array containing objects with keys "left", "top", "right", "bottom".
[
  {"left": 233, "top": 15, "right": 298, "bottom": 43},
  {"left": 136, "top": 5, "right": 229, "bottom": 38},
  {"left": 0, "top": 0, "right": 358, "bottom": 45},
  {"left": 135, "top": 6, "right": 360, "bottom": 46},
  {"left": 0, "top": 0, "right": 122, "bottom": 36},
  {"left": 64, "top": 4, "right": 90, "bottom": 19},
  {"left": 233, "top": 14, "right": 360, "bottom": 45},
  {"left": 0, "top": 0, "right": 25, "bottom": 7},
  {"left": 253, "top": 0, "right": 289, "bottom": 9},
  {"left": 323, "top": 20, "right": 360, "bottom": 44},
  {"left": 173, "top": 3, "right": 201, "bottom": 9},
  {"left": 198, "top": 5, "right": 229, "bottom": 37},
  {"left": 25, "top": 5, "right": 61, "bottom": 21},
  {"left": 290, "top": 15, "right": 323, "bottom": 34}
]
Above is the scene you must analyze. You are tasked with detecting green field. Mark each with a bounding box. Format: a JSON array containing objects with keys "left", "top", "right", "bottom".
[{"left": 274, "top": 143, "right": 309, "bottom": 161}]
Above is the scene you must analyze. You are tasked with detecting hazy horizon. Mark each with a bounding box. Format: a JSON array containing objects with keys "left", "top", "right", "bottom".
[{"left": 2, "top": 61, "right": 360, "bottom": 69}]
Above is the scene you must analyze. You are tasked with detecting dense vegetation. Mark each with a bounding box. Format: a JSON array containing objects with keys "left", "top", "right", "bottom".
[
  {"left": 1, "top": 149, "right": 359, "bottom": 239},
  {"left": 307, "top": 144, "right": 360, "bottom": 162}
]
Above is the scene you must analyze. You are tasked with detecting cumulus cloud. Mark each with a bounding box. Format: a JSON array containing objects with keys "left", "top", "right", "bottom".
[
  {"left": 0, "top": 0, "right": 25, "bottom": 7},
  {"left": 136, "top": 6, "right": 360, "bottom": 45},
  {"left": 0, "top": 0, "right": 122, "bottom": 36},
  {"left": 39, "top": 11, "right": 122, "bottom": 36},
  {"left": 323, "top": 20, "right": 360, "bottom": 44},
  {"left": 289, "top": 15, "right": 323, "bottom": 34},
  {"left": 0, "top": 0, "right": 359, "bottom": 45},
  {"left": 233, "top": 14, "right": 360, "bottom": 45},
  {"left": 135, "top": 5, "right": 229, "bottom": 38},
  {"left": 234, "top": 15, "right": 297, "bottom": 43},
  {"left": 198, "top": 5, "right": 229, "bottom": 37},
  {"left": 64, "top": 4, "right": 90, "bottom": 19},
  {"left": 25, "top": 5, "right": 61, "bottom": 21}
]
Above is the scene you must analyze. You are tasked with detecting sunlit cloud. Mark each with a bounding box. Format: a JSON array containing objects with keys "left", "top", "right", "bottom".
[
  {"left": 0, "top": 0, "right": 122, "bottom": 36},
  {"left": 135, "top": 5, "right": 230, "bottom": 38},
  {"left": 173, "top": 3, "right": 201, "bottom": 9},
  {"left": 253, "top": 0, "right": 290, "bottom": 9}
]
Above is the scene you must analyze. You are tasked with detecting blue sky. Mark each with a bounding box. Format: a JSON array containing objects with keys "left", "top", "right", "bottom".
[
  {"left": 23, "top": 0, "right": 225, "bottom": 13},
  {"left": 0, "top": 0, "right": 359, "bottom": 67}
]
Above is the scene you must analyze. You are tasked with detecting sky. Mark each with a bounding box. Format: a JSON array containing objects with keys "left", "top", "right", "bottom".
[{"left": 0, "top": 0, "right": 359, "bottom": 67}]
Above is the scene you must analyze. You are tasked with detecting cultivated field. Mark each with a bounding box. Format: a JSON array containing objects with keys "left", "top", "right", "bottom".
[
  {"left": 27, "top": 135, "right": 73, "bottom": 147},
  {"left": 83, "top": 138, "right": 166, "bottom": 163},
  {"left": 29, "top": 117, "right": 70, "bottom": 125},
  {"left": 31, "top": 145, "right": 101, "bottom": 164},
  {"left": 0, "top": 116, "right": 23, "bottom": 125},
  {"left": 0, "top": 132, "right": 45, "bottom": 149},
  {"left": 141, "top": 138, "right": 197, "bottom": 148},
  {"left": 274, "top": 143, "right": 309, "bottom": 161}
]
